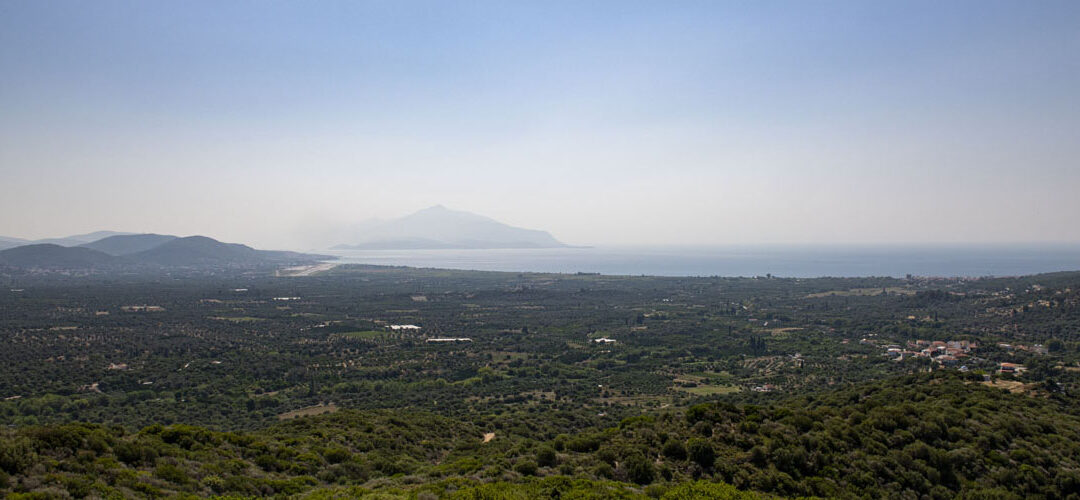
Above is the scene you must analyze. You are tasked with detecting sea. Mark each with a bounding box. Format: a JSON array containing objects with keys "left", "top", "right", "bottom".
[{"left": 322, "top": 245, "right": 1080, "bottom": 278}]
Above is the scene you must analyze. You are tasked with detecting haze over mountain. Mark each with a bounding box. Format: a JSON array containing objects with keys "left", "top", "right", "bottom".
[
  {"left": 32, "top": 231, "right": 134, "bottom": 247},
  {"left": 0, "top": 234, "right": 329, "bottom": 270},
  {"left": 0, "top": 236, "right": 30, "bottom": 251},
  {"left": 0, "top": 231, "right": 134, "bottom": 250},
  {"left": 334, "top": 205, "right": 568, "bottom": 250}
]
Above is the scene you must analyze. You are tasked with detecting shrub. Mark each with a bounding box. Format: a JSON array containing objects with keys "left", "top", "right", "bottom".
[
  {"left": 623, "top": 453, "right": 655, "bottom": 485},
  {"left": 687, "top": 439, "right": 715, "bottom": 469},
  {"left": 662, "top": 439, "right": 687, "bottom": 460},
  {"left": 514, "top": 460, "right": 538, "bottom": 476},
  {"left": 154, "top": 462, "right": 190, "bottom": 484},
  {"left": 537, "top": 446, "right": 558, "bottom": 467}
]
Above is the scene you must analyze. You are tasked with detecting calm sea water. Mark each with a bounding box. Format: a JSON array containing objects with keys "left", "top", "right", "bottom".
[{"left": 322, "top": 245, "right": 1080, "bottom": 278}]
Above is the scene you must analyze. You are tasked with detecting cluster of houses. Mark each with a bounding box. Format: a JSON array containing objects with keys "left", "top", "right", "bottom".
[
  {"left": 881, "top": 339, "right": 978, "bottom": 366},
  {"left": 120, "top": 305, "right": 164, "bottom": 312},
  {"left": 877, "top": 339, "right": 1029, "bottom": 375}
]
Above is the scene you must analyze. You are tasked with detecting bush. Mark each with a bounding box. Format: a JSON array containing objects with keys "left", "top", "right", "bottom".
[
  {"left": 687, "top": 438, "right": 715, "bottom": 469},
  {"left": 0, "top": 438, "right": 34, "bottom": 474},
  {"left": 594, "top": 463, "right": 615, "bottom": 479},
  {"left": 514, "top": 460, "right": 538, "bottom": 476},
  {"left": 623, "top": 453, "right": 655, "bottom": 485},
  {"left": 662, "top": 439, "right": 687, "bottom": 460},
  {"left": 114, "top": 441, "right": 159, "bottom": 466},
  {"left": 567, "top": 435, "right": 601, "bottom": 452},
  {"left": 154, "top": 462, "right": 190, "bottom": 484},
  {"left": 322, "top": 447, "right": 351, "bottom": 464},
  {"left": 537, "top": 446, "right": 558, "bottom": 467}
]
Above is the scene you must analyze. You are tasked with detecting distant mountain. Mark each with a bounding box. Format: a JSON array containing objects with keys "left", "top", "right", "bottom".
[
  {"left": 79, "top": 234, "right": 179, "bottom": 256},
  {"left": 33, "top": 231, "right": 135, "bottom": 247},
  {"left": 0, "top": 235, "right": 330, "bottom": 270},
  {"left": 335, "top": 205, "right": 568, "bottom": 250},
  {"left": 0, "top": 244, "right": 117, "bottom": 268}
]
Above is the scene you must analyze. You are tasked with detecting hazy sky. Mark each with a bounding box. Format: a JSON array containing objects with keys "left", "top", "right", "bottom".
[{"left": 2, "top": 1, "right": 1078, "bottom": 249}]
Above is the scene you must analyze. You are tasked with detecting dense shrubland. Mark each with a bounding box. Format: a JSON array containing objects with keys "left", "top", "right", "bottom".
[{"left": 2, "top": 372, "right": 1078, "bottom": 499}]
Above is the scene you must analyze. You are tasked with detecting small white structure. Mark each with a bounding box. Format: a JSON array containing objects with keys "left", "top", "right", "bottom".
[
  {"left": 593, "top": 337, "right": 617, "bottom": 343},
  {"left": 426, "top": 337, "right": 472, "bottom": 343},
  {"left": 121, "top": 305, "right": 164, "bottom": 312},
  {"left": 388, "top": 324, "right": 422, "bottom": 331}
]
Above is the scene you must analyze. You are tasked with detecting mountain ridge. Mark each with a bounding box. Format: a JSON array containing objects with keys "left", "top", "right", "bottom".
[
  {"left": 0, "top": 235, "right": 330, "bottom": 269},
  {"left": 79, "top": 234, "right": 179, "bottom": 256}
]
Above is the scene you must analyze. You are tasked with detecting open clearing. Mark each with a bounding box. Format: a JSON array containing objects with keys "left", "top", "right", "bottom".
[
  {"left": 339, "top": 330, "right": 389, "bottom": 339},
  {"left": 981, "top": 379, "right": 1029, "bottom": 394},
  {"left": 278, "top": 402, "right": 338, "bottom": 420}
]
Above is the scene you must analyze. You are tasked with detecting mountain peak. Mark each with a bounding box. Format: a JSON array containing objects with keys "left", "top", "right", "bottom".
[{"left": 337, "top": 207, "right": 567, "bottom": 250}]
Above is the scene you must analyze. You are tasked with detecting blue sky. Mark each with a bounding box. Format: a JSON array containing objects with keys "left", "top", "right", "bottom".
[{"left": 1, "top": 1, "right": 1078, "bottom": 248}]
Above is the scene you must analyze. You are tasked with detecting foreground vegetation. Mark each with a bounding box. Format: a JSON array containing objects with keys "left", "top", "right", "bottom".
[{"left": 2, "top": 373, "right": 1078, "bottom": 498}]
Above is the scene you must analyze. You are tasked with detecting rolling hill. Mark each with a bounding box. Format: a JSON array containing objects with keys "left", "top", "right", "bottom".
[
  {"left": 0, "top": 244, "right": 117, "bottom": 268},
  {"left": 78, "top": 234, "right": 179, "bottom": 256},
  {"left": 127, "top": 236, "right": 327, "bottom": 266}
]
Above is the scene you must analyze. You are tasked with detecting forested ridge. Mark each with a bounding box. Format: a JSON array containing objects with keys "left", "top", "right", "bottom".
[{"left": 2, "top": 372, "right": 1078, "bottom": 499}]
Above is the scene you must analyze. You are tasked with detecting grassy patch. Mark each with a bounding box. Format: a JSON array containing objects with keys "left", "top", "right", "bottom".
[
  {"left": 339, "top": 330, "right": 388, "bottom": 339},
  {"left": 806, "top": 286, "right": 916, "bottom": 298},
  {"left": 675, "top": 384, "right": 741, "bottom": 396},
  {"left": 278, "top": 403, "right": 338, "bottom": 420}
]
